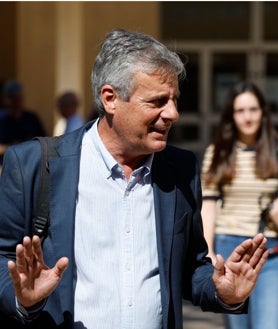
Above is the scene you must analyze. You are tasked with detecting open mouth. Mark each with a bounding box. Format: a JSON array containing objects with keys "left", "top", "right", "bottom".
[
  {"left": 149, "top": 124, "right": 170, "bottom": 134},
  {"left": 149, "top": 128, "right": 170, "bottom": 142},
  {"left": 149, "top": 127, "right": 168, "bottom": 137}
]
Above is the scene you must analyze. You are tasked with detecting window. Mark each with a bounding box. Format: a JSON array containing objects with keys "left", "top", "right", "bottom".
[
  {"left": 161, "top": 2, "right": 250, "bottom": 40},
  {"left": 213, "top": 53, "right": 246, "bottom": 111}
]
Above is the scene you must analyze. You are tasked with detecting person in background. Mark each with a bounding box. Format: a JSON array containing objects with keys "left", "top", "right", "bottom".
[
  {"left": 0, "top": 80, "right": 8, "bottom": 166},
  {"left": 201, "top": 81, "right": 278, "bottom": 329},
  {"left": 0, "top": 79, "right": 46, "bottom": 166},
  {"left": 53, "top": 91, "right": 84, "bottom": 136},
  {"left": 0, "top": 31, "right": 268, "bottom": 329}
]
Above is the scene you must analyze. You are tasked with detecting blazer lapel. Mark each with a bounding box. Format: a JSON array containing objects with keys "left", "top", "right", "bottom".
[
  {"left": 49, "top": 156, "right": 79, "bottom": 313},
  {"left": 46, "top": 126, "right": 89, "bottom": 315},
  {"left": 152, "top": 150, "right": 176, "bottom": 326}
]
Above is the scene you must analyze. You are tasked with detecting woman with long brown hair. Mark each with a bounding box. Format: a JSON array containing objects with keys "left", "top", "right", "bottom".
[{"left": 201, "top": 81, "right": 278, "bottom": 329}]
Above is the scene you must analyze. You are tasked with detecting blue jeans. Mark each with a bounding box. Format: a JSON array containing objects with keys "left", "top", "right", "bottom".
[{"left": 215, "top": 234, "right": 278, "bottom": 329}]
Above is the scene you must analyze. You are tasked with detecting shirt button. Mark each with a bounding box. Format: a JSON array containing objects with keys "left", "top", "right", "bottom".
[
  {"left": 128, "top": 300, "right": 133, "bottom": 307},
  {"left": 126, "top": 228, "right": 130, "bottom": 234},
  {"left": 126, "top": 263, "right": 131, "bottom": 271}
]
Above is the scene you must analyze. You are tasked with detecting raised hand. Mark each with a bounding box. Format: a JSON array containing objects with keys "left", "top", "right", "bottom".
[
  {"left": 8, "top": 235, "right": 69, "bottom": 308},
  {"left": 212, "top": 233, "right": 269, "bottom": 305}
]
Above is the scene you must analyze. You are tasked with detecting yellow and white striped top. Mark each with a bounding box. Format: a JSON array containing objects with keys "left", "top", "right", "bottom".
[{"left": 201, "top": 142, "right": 278, "bottom": 237}]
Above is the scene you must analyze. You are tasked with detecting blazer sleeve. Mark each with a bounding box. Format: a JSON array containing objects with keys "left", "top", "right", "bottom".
[
  {"left": 0, "top": 140, "right": 41, "bottom": 317},
  {"left": 180, "top": 151, "right": 247, "bottom": 313}
]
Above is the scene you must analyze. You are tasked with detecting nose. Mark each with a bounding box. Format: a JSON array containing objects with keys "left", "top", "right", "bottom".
[
  {"left": 243, "top": 109, "right": 253, "bottom": 120},
  {"left": 161, "top": 100, "right": 179, "bottom": 122}
]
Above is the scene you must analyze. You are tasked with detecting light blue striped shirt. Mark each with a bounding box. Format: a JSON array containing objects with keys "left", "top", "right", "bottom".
[{"left": 74, "top": 121, "right": 162, "bottom": 329}]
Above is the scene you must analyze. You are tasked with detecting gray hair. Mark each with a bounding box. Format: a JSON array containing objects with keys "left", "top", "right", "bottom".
[{"left": 91, "top": 29, "right": 186, "bottom": 117}]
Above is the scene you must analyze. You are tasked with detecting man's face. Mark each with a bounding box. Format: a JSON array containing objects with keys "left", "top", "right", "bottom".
[
  {"left": 5, "top": 92, "right": 24, "bottom": 110},
  {"left": 110, "top": 71, "right": 180, "bottom": 157}
]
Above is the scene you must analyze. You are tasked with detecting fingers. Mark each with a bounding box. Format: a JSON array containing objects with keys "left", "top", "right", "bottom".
[
  {"left": 7, "top": 236, "right": 69, "bottom": 308},
  {"left": 212, "top": 234, "right": 269, "bottom": 306},
  {"left": 22, "top": 236, "right": 35, "bottom": 270},
  {"left": 247, "top": 234, "right": 266, "bottom": 267},
  {"left": 8, "top": 260, "right": 20, "bottom": 284},
  {"left": 31, "top": 235, "right": 44, "bottom": 264},
  {"left": 13, "top": 235, "right": 44, "bottom": 273},
  {"left": 227, "top": 238, "right": 253, "bottom": 263},
  {"left": 11, "top": 236, "right": 67, "bottom": 276},
  {"left": 250, "top": 247, "right": 269, "bottom": 274},
  {"left": 227, "top": 233, "right": 266, "bottom": 264},
  {"left": 241, "top": 234, "right": 267, "bottom": 266},
  {"left": 23, "top": 236, "right": 33, "bottom": 262}
]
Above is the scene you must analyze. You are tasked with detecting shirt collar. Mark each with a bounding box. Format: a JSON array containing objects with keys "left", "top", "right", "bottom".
[
  {"left": 89, "top": 119, "right": 153, "bottom": 182},
  {"left": 236, "top": 140, "right": 256, "bottom": 151}
]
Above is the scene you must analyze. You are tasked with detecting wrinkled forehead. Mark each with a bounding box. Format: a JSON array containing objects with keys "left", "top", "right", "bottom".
[
  {"left": 131, "top": 70, "right": 180, "bottom": 99},
  {"left": 134, "top": 67, "right": 179, "bottom": 86}
]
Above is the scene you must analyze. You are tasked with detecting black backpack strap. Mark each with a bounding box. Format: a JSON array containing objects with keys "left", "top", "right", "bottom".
[{"left": 33, "top": 136, "right": 60, "bottom": 243}]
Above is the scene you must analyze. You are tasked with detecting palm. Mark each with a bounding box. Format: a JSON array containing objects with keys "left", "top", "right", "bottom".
[
  {"left": 213, "top": 234, "right": 268, "bottom": 305},
  {"left": 8, "top": 236, "right": 68, "bottom": 308},
  {"left": 213, "top": 256, "right": 257, "bottom": 304}
]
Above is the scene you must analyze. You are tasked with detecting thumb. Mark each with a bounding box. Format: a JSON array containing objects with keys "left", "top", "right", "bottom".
[
  {"left": 54, "top": 257, "right": 69, "bottom": 277},
  {"left": 213, "top": 254, "right": 225, "bottom": 278}
]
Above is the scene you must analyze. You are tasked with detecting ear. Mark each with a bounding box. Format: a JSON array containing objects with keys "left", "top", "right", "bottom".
[{"left": 100, "top": 84, "right": 117, "bottom": 114}]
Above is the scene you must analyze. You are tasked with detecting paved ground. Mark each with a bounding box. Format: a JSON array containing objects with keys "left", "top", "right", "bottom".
[{"left": 183, "top": 300, "right": 224, "bottom": 329}]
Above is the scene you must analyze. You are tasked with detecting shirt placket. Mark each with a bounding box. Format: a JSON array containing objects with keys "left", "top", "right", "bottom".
[{"left": 121, "top": 173, "right": 138, "bottom": 328}]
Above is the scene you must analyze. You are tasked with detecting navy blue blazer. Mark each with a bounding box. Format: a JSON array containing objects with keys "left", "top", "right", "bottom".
[{"left": 0, "top": 121, "right": 245, "bottom": 328}]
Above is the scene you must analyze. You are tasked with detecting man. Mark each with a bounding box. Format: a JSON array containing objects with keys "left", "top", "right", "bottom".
[
  {"left": 0, "top": 79, "right": 46, "bottom": 166},
  {"left": 0, "top": 29, "right": 268, "bottom": 329},
  {"left": 53, "top": 91, "right": 84, "bottom": 136}
]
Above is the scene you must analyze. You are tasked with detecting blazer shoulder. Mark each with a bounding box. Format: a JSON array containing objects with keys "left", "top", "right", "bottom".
[
  {"left": 163, "top": 144, "right": 199, "bottom": 170},
  {"left": 4, "top": 138, "right": 42, "bottom": 164},
  {"left": 166, "top": 144, "right": 196, "bottom": 157},
  {"left": 152, "top": 145, "right": 200, "bottom": 187}
]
